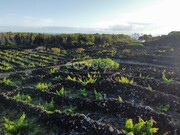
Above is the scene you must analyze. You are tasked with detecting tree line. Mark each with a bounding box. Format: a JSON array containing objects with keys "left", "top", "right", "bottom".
[
  {"left": 0, "top": 32, "right": 133, "bottom": 49},
  {"left": 141, "top": 31, "right": 180, "bottom": 47}
]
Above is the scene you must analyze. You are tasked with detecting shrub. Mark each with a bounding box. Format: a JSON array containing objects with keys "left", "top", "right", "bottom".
[
  {"left": 90, "top": 58, "right": 119, "bottom": 71},
  {"left": 94, "top": 89, "right": 103, "bottom": 100},
  {"left": 54, "top": 75, "right": 61, "bottom": 80},
  {"left": 162, "top": 72, "right": 173, "bottom": 84},
  {"left": 51, "top": 48, "right": 61, "bottom": 54},
  {"left": 44, "top": 99, "right": 55, "bottom": 112},
  {"left": 79, "top": 88, "right": 88, "bottom": 97},
  {"left": 36, "top": 82, "right": 51, "bottom": 90},
  {"left": 125, "top": 117, "right": 158, "bottom": 135},
  {"left": 123, "top": 49, "right": 131, "bottom": 54},
  {"left": 67, "top": 73, "right": 98, "bottom": 85},
  {"left": 3, "top": 113, "right": 30, "bottom": 135},
  {"left": 56, "top": 87, "right": 67, "bottom": 96},
  {"left": 156, "top": 104, "right": 169, "bottom": 113},
  {"left": 64, "top": 107, "right": 76, "bottom": 114},
  {"left": 49, "top": 68, "right": 56, "bottom": 74},
  {"left": 2, "top": 77, "right": 14, "bottom": 85},
  {"left": 78, "top": 73, "right": 98, "bottom": 85},
  {"left": 76, "top": 48, "right": 85, "bottom": 53},
  {"left": 14, "top": 93, "right": 32, "bottom": 103},
  {"left": 118, "top": 96, "right": 123, "bottom": 102},
  {"left": 116, "top": 76, "right": 134, "bottom": 84}
]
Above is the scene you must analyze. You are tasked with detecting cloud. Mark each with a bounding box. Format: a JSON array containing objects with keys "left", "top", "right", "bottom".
[
  {"left": 0, "top": 26, "right": 103, "bottom": 34},
  {"left": 21, "top": 16, "right": 55, "bottom": 27},
  {"left": 1, "top": 0, "right": 180, "bottom": 36},
  {"left": 107, "top": 22, "right": 158, "bottom": 34},
  {"left": 0, "top": 24, "right": 161, "bottom": 35},
  {"left": 93, "top": 0, "right": 180, "bottom": 35},
  {"left": 109, "top": 24, "right": 133, "bottom": 32}
]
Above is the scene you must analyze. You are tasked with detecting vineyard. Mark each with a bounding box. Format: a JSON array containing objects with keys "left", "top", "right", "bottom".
[{"left": 0, "top": 38, "right": 180, "bottom": 135}]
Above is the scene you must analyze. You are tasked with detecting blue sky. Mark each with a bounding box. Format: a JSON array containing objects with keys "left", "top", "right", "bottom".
[{"left": 0, "top": 0, "right": 179, "bottom": 35}]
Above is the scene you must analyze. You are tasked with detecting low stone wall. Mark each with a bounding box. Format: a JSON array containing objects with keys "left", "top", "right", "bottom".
[{"left": 0, "top": 93, "right": 126, "bottom": 135}]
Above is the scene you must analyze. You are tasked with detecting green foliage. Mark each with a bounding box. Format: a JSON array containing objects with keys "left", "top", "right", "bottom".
[
  {"left": 0, "top": 32, "right": 134, "bottom": 48},
  {"left": 162, "top": 72, "right": 173, "bottom": 84},
  {"left": 64, "top": 107, "right": 76, "bottom": 114},
  {"left": 49, "top": 68, "right": 56, "bottom": 74},
  {"left": 14, "top": 93, "right": 32, "bottom": 103},
  {"left": 28, "top": 62, "right": 35, "bottom": 67},
  {"left": 51, "top": 48, "right": 61, "bottom": 54},
  {"left": 118, "top": 96, "right": 123, "bottom": 102},
  {"left": 36, "top": 82, "right": 52, "bottom": 90},
  {"left": 44, "top": 99, "right": 55, "bottom": 112},
  {"left": 54, "top": 75, "right": 61, "bottom": 80},
  {"left": 138, "top": 34, "right": 153, "bottom": 42},
  {"left": 156, "top": 104, "right": 169, "bottom": 113},
  {"left": 125, "top": 117, "right": 158, "bottom": 135},
  {"left": 170, "top": 48, "right": 174, "bottom": 51},
  {"left": 3, "top": 113, "right": 30, "bottom": 135},
  {"left": 67, "top": 73, "right": 98, "bottom": 85},
  {"left": 67, "top": 75, "right": 76, "bottom": 81},
  {"left": 2, "top": 77, "right": 14, "bottom": 85},
  {"left": 91, "top": 58, "right": 119, "bottom": 71},
  {"left": 78, "top": 73, "right": 98, "bottom": 85},
  {"left": 56, "top": 87, "right": 67, "bottom": 96},
  {"left": 79, "top": 88, "right": 88, "bottom": 97},
  {"left": 94, "top": 89, "right": 103, "bottom": 100},
  {"left": 126, "top": 119, "right": 133, "bottom": 130},
  {"left": 116, "top": 76, "right": 134, "bottom": 84},
  {"left": 128, "top": 132, "right": 134, "bottom": 135},
  {"left": 158, "top": 50, "right": 166, "bottom": 53},
  {"left": 0, "top": 61, "right": 13, "bottom": 71},
  {"left": 122, "top": 67, "right": 126, "bottom": 71},
  {"left": 147, "top": 84, "right": 152, "bottom": 91},
  {"left": 123, "top": 49, "right": 131, "bottom": 54}
]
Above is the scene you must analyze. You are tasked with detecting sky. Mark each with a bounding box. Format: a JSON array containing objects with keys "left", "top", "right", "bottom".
[{"left": 0, "top": 0, "right": 180, "bottom": 35}]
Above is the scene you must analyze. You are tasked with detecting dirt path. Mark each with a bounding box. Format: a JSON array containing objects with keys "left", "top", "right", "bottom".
[{"left": 113, "top": 59, "right": 176, "bottom": 69}]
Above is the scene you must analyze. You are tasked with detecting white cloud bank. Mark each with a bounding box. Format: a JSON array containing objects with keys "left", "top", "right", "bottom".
[
  {"left": 0, "top": 0, "right": 180, "bottom": 35},
  {"left": 93, "top": 0, "right": 180, "bottom": 35}
]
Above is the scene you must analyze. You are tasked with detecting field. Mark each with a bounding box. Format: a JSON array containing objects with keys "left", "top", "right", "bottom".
[{"left": 0, "top": 39, "right": 180, "bottom": 135}]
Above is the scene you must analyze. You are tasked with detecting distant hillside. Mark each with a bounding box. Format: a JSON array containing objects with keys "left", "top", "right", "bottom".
[{"left": 144, "top": 31, "right": 180, "bottom": 47}]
